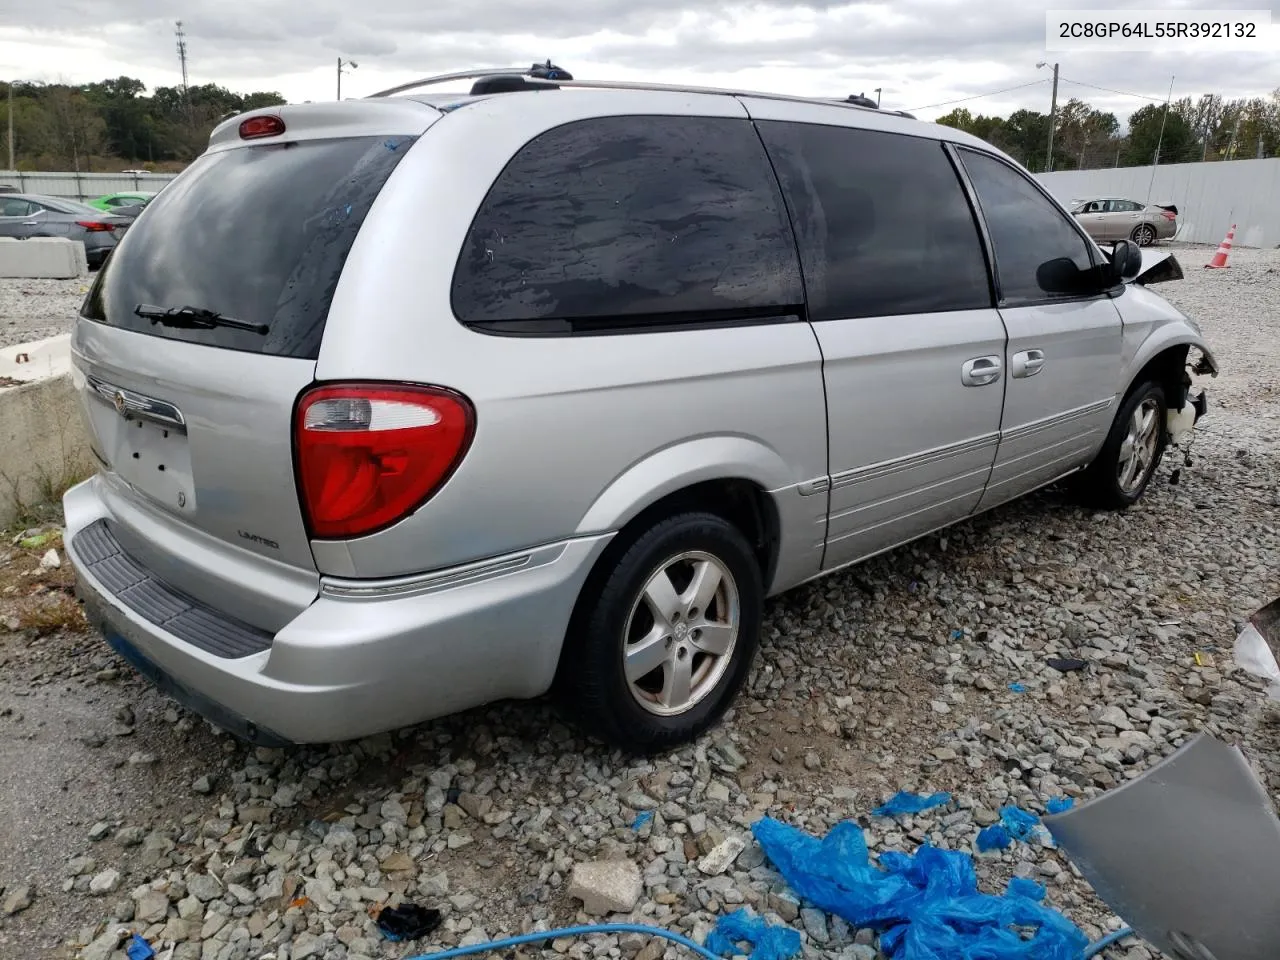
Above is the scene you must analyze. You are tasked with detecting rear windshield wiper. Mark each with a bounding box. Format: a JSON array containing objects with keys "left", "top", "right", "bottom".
[{"left": 134, "top": 304, "right": 269, "bottom": 336}]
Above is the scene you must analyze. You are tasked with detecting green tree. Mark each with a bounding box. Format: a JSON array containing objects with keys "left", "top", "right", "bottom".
[
  {"left": 84, "top": 76, "right": 151, "bottom": 161},
  {"left": 1002, "top": 110, "right": 1051, "bottom": 171},
  {"left": 2, "top": 75, "right": 291, "bottom": 170},
  {"left": 1053, "top": 98, "right": 1119, "bottom": 170},
  {"left": 934, "top": 108, "right": 1009, "bottom": 153},
  {"left": 1123, "top": 103, "right": 1197, "bottom": 166}
]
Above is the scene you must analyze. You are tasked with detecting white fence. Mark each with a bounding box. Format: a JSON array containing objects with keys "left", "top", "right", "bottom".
[
  {"left": 8, "top": 160, "right": 1279, "bottom": 248},
  {"left": 0, "top": 170, "right": 180, "bottom": 202},
  {"left": 1036, "top": 158, "right": 1280, "bottom": 249}
]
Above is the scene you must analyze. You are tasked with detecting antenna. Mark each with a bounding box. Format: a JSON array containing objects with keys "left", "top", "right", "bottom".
[{"left": 175, "top": 20, "right": 191, "bottom": 120}]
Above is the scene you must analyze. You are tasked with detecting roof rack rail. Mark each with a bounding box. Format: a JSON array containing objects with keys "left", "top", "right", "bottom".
[
  {"left": 367, "top": 68, "right": 543, "bottom": 99},
  {"left": 368, "top": 66, "right": 917, "bottom": 120}
]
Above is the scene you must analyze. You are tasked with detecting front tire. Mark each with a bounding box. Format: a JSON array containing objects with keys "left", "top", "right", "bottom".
[
  {"left": 1076, "top": 381, "right": 1167, "bottom": 509},
  {"left": 558, "top": 511, "right": 763, "bottom": 754}
]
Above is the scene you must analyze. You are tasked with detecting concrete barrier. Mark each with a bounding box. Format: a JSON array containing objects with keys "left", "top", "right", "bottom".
[
  {"left": 0, "top": 238, "right": 88, "bottom": 280},
  {"left": 0, "top": 335, "right": 94, "bottom": 527}
]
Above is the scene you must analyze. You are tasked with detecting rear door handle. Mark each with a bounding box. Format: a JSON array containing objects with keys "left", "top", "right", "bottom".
[
  {"left": 1011, "top": 349, "right": 1045, "bottom": 379},
  {"left": 21, "top": 221, "right": 38, "bottom": 226},
  {"left": 961, "top": 355, "right": 1002, "bottom": 387}
]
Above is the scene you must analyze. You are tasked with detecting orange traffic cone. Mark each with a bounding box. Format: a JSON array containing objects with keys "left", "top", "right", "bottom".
[{"left": 1205, "top": 224, "right": 1235, "bottom": 269}]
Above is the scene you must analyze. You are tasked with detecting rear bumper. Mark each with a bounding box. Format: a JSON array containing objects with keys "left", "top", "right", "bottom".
[{"left": 64, "top": 478, "right": 612, "bottom": 744}]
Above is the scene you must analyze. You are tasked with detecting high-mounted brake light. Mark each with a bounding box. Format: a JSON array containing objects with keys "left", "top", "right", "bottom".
[
  {"left": 294, "top": 383, "right": 475, "bottom": 539},
  {"left": 239, "top": 115, "right": 286, "bottom": 140}
]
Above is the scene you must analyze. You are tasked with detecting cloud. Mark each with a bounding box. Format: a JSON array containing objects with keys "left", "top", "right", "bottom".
[{"left": 1, "top": 0, "right": 1275, "bottom": 122}]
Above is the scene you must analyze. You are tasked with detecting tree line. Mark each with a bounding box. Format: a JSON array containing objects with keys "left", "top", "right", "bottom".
[
  {"left": 935, "top": 90, "right": 1280, "bottom": 172},
  {"left": 1, "top": 77, "right": 287, "bottom": 173}
]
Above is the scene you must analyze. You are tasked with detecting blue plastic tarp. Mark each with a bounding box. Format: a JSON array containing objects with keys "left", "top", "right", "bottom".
[
  {"left": 751, "top": 816, "right": 1088, "bottom": 960},
  {"left": 872, "top": 791, "right": 952, "bottom": 818},
  {"left": 977, "top": 806, "right": 1047, "bottom": 852},
  {"left": 706, "top": 908, "right": 802, "bottom": 960}
]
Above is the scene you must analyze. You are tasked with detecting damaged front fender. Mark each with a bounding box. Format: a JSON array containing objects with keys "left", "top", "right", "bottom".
[
  {"left": 1130, "top": 249, "right": 1184, "bottom": 286},
  {"left": 1099, "top": 243, "right": 1185, "bottom": 286}
]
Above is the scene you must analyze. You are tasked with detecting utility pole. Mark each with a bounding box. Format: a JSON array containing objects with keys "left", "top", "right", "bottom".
[
  {"left": 6, "top": 81, "right": 13, "bottom": 171},
  {"left": 175, "top": 21, "right": 191, "bottom": 121},
  {"left": 874, "top": 87, "right": 882, "bottom": 108},
  {"left": 1225, "top": 113, "right": 1243, "bottom": 160},
  {"left": 1037, "top": 62, "right": 1059, "bottom": 172},
  {"left": 1145, "top": 76, "right": 1175, "bottom": 207},
  {"left": 337, "top": 58, "right": 358, "bottom": 100}
]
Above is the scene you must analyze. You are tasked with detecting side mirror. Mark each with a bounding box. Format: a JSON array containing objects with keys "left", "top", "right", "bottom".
[{"left": 1110, "top": 239, "right": 1143, "bottom": 282}]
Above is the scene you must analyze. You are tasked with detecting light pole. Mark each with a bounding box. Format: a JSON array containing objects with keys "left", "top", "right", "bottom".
[
  {"left": 874, "top": 87, "right": 882, "bottom": 108},
  {"left": 1036, "top": 61, "right": 1059, "bottom": 172},
  {"left": 337, "top": 58, "right": 358, "bottom": 100}
]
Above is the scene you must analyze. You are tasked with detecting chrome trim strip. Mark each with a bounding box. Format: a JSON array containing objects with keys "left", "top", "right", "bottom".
[
  {"left": 1000, "top": 397, "right": 1113, "bottom": 444},
  {"left": 797, "top": 477, "right": 830, "bottom": 497},
  {"left": 86, "top": 375, "right": 188, "bottom": 433},
  {"left": 830, "top": 433, "right": 999, "bottom": 490},
  {"left": 320, "top": 541, "right": 573, "bottom": 600}
]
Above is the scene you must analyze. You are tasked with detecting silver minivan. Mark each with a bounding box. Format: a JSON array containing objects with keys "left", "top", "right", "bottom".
[{"left": 63, "top": 67, "right": 1217, "bottom": 753}]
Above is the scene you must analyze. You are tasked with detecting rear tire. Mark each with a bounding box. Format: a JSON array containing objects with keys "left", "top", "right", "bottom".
[
  {"left": 1131, "top": 223, "right": 1157, "bottom": 246},
  {"left": 557, "top": 511, "right": 763, "bottom": 754},
  {"left": 1075, "top": 381, "right": 1167, "bottom": 510}
]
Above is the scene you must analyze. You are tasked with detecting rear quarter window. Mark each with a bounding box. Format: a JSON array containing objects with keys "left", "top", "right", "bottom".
[
  {"left": 82, "top": 135, "right": 417, "bottom": 359},
  {"left": 450, "top": 115, "right": 804, "bottom": 334}
]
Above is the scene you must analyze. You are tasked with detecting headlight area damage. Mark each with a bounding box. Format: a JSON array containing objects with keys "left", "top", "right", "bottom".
[
  {"left": 1104, "top": 242, "right": 1220, "bottom": 483},
  {"left": 1166, "top": 345, "right": 1215, "bottom": 487},
  {"left": 1099, "top": 243, "right": 1188, "bottom": 286}
]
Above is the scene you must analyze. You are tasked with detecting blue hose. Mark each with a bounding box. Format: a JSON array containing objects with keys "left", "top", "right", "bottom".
[
  {"left": 402, "top": 923, "right": 722, "bottom": 960},
  {"left": 400, "top": 921, "right": 1140, "bottom": 960},
  {"left": 1082, "top": 926, "right": 1137, "bottom": 958}
]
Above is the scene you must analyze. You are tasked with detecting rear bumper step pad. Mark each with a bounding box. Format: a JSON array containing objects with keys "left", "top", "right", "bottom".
[{"left": 73, "top": 519, "right": 273, "bottom": 660}]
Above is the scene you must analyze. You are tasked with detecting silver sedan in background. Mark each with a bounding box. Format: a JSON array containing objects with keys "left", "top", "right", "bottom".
[
  {"left": 0, "top": 193, "right": 132, "bottom": 268},
  {"left": 1070, "top": 197, "right": 1179, "bottom": 246}
]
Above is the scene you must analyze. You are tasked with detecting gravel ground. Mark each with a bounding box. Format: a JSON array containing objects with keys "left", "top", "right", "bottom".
[
  {"left": 1, "top": 244, "right": 1278, "bottom": 960},
  {"left": 0, "top": 278, "right": 92, "bottom": 350}
]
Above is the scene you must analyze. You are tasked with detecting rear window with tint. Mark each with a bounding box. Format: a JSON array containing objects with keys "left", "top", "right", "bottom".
[{"left": 82, "top": 135, "right": 417, "bottom": 359}]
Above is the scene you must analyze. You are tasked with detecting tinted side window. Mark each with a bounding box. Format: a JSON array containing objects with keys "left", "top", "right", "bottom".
[
  {"left": 754, "top": 121, "right": 991, "bottom": 322},
  {"left": 452, "top": 116, "right": 803, "bottom": 332},
  {"left": 958, "top": 149, "right": 1096, "bottom": 305},
  {"left": 0, "top": 199, "right": 33, "bottom": 217}
]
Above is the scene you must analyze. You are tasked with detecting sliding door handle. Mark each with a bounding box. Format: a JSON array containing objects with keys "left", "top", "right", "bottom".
[
  {"left": 961, "top": 355, "right": 1002, "bottom": 387},
  {"left": 1011, "top": 349, "right": 1045, "bottom": 379}
]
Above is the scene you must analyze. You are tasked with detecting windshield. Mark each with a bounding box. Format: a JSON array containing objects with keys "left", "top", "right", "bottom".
[{"left": 81, "top": 134, "right": 417, "bottom": 359}]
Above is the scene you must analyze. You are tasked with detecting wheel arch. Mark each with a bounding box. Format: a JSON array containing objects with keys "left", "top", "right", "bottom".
[
  {"left": 573, "top": 436, "right": 793, "bottom": 587},
  {"left": 1125, "top": 327, "right": 1215, "bottom": 410}
]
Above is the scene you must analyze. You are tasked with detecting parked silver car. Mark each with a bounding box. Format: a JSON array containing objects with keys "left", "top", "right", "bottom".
[
  {"left": 0, "top": 193, "right": 132, "bottom": 267},
  {"left": 62, "top": 68, "right": 1218, "bottom": 753},
  {"left": 1070, "top": 197, "right": 1179, "bottom": 246}
]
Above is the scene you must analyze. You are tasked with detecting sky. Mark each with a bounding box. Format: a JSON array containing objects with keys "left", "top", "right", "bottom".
[{"left": 1, "top": 0, "right": 1278, "bottom": 127}]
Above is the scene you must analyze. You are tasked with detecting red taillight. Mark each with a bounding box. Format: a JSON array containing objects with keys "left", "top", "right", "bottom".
[
  {"left": 294, "top": 384, "right": 475, "bottom": 539},
  {"left": 76, "top": 221, "right": 117, "bottom": 232},
  {"left": 1161, "top": 211, "right": 1176, "bottom": 221},
  {"left": 239, "top": 115, "right": 286, "bottom": 140}
]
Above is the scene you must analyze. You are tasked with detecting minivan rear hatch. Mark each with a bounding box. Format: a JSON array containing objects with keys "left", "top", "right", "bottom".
[{"left": 75, "top": 105, "right": 429, "bottom": 588}]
